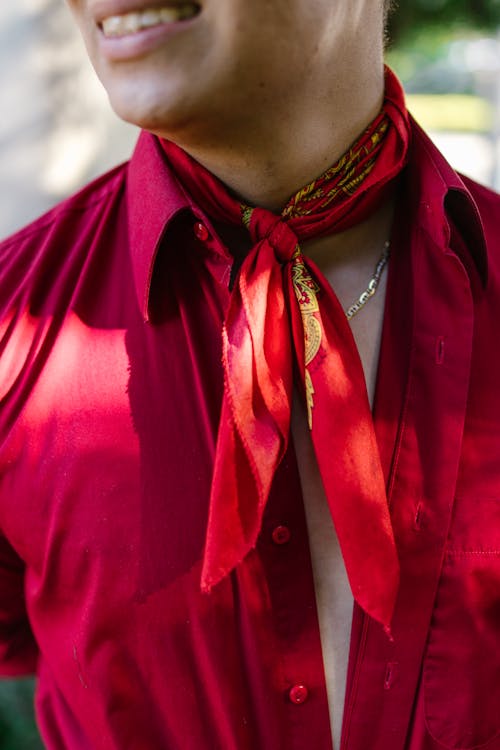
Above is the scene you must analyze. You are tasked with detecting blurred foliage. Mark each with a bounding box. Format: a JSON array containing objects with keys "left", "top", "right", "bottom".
[
  {"left": 388, "top": 0, "right": 500, "bottom": 43},
  {"left": 0, "top": 678, "right": 43, "bottom": 749},
  {"left": 387, "top": 0, "right": 500, "bottom": 93},
  {"left": 387, "top": 26, "right": 470, "bottom": 85},
  {"left": 386, "top": 3, "right": 500, "bottom": 129},
  {"left": 387, "top": 23, "right": 500, "bottom": 138}
]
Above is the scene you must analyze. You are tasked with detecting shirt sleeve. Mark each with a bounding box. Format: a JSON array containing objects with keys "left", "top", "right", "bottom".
[{"left": 0, "top": 533, "right": 38, "bottom": 676}]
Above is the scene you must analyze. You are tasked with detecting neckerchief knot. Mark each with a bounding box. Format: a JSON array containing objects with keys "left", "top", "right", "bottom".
[
  {"left": 243, "top": 206, "right": 300, "bottom": 265},
  {"left": 159, "top": 67, "right": 411, "bottom": 630}
]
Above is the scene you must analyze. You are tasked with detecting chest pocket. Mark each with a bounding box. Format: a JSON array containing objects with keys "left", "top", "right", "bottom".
[{"left": 423, "top": 494, "right": 500, "bottom": 750}]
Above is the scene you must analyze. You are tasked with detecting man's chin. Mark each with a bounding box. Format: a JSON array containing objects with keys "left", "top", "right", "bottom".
[{"left": 105, "top": 85, "right": 196, "bottom": 138}]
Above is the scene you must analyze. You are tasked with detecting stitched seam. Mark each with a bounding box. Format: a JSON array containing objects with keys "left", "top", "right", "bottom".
[
  {"left": 423, "top": 704, "right": 500, "bottom": 750},
  {"left": 446, "top": 550, "right": 500, "bottom": 556}
]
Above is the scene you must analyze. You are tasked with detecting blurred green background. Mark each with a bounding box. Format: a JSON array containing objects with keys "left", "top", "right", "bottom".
[
  {"left": 2, "top": 0, "right": 500, "bottom": 747},
  {"left": 0, "top": 678, "right": 42, "bottom": 749}
]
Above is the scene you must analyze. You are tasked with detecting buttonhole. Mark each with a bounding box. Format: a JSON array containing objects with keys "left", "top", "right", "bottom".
[
  {"left": 435, "top": 336, "right": 445, "bottom": 365},
  {"left": 384, "top": 661, "right": 398, "bottom": 690},
  {"left": 414, "top": 502, "right": 423, "bottom": 530}
]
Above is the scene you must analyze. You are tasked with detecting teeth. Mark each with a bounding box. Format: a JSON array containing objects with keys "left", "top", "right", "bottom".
[{"left": 101, "top": 5, "right": 199, "bottom": 37}]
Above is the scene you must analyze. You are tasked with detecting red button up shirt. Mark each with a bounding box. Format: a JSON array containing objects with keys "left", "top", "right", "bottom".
[{"left": 0, "top": 121, "right": 499, "bottom": 750}]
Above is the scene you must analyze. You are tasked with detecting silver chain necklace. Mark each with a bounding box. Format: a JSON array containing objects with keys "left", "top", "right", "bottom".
[{"left": 345, "top": 241, "right": 390, "bottom": 321}]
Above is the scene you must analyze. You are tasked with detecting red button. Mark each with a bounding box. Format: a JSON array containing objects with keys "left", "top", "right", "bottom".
[
  {"left": 289, "top": 684, "right": 309, "bottom": 705},
  {"left": 272, "top": 525, "right": 291, "bottom": 545},
  {"left": 194, "top": 221, "right": 210, "bottom": 242}
]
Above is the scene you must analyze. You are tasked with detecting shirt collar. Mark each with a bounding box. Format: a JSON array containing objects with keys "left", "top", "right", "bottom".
[
  {"left": 127, "top": 131, "right": 228, "bottom": 321},
  {"left": 127, "top": 131, "right": 192, "bottom": 320},
  {"left": 407, "top": 116, "right": 488, "bottom": 284},
  {"left": 127, "top": 123, "right": 489, "bottom": 320}
]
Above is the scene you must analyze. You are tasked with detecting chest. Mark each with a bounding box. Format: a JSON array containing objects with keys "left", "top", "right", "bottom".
[{"left": 290, "top": 275, "right": 387, "bottom": 748}]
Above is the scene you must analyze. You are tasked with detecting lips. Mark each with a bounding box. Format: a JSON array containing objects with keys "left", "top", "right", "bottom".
[{"left": 97, "top": 3, "right": 201, "bottom": 38}]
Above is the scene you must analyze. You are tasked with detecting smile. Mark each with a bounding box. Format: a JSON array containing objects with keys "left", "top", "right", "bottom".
[{"left": 100, "top": 4, "right": 201, "bottom": 38}]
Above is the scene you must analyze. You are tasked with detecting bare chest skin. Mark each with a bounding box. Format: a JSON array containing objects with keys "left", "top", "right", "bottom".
[{"left": 292, "top": 229, "right": 390, "bottom": 750}]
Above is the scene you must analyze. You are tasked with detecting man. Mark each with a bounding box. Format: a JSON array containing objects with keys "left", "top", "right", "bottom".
[{"left": 0, "top": 1, "right": 498, "bottom": 748}]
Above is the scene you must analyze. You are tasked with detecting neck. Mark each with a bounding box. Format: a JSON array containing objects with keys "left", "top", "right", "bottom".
[{"left": 163, "top": 64, "right": 386, "bottom": 213}]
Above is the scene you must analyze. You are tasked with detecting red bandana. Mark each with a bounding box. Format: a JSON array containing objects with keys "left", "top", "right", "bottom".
[{"left": 160, "top": 68, "right": 410, "bottom": 629}]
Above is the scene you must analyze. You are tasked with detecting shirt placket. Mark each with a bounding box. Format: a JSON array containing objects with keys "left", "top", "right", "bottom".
[
  {"left": 257, "top": 448, "right": 334, "bottom": 750},
  {"left": 342, "top": 218, "right": 475, "bottom": 750}
]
